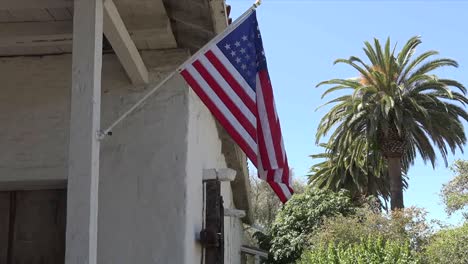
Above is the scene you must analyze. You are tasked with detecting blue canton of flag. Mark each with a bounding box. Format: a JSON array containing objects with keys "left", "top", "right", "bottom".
[{"left": 217, "top": 13, "right": 268, "bottom": 91}]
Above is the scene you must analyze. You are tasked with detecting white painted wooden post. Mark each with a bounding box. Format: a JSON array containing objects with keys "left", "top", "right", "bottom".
[{"left": 65, "top": 0, "right": 103, "bottom": 263}]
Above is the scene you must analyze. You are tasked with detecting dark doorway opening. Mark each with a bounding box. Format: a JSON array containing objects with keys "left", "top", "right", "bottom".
[{"left": 0, "top": 189, "right": 66, "bottom": 264}]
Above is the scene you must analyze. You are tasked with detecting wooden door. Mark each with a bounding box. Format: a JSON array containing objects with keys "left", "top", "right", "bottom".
[{"left": 0, "top": 189, "right": 66, "bottom": 264}]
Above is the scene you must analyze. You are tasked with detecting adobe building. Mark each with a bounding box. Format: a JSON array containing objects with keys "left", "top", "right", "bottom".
[{"left": 0, "top": 0, "right": 264, "bottom": 263}]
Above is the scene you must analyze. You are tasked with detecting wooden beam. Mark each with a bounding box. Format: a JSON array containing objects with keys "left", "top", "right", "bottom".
[
  {"left": 0, "top": 20, "right": 174, "bottom": 49},
  {"left": 0, "top": 0, "right": 73, "bottom": 10},
  {"left": 103, "top": 0, "right": 148, "bottom": 85},
  {"left": 224, "top": 208, "right": 246, "bottom": 218},
  {"left": 0, "top": 21, "right": 72, "bottom": 47},
  {"left": 65, "top": 0, "right": 103, "bottom": 263},
  {"left": 209, "top": 0, "right": 228, "bottom": 34},
  {"left": 240, "top": 246, "right": 268, "bottom": 258},
  {"left": 203, "top": 168, "right": 237, "bottom": 182}
]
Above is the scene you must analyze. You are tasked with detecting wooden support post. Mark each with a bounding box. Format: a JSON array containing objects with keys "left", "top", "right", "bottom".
[
  {"left": 201, "top": 180, "right": 224, "bottom": 264},
  {"left": 65, "top": 0, "right": 103, "bottom": 263}
]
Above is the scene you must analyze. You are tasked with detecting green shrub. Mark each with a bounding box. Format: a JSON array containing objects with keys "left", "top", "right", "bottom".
[
  {"left": 299, "top": 236, "right": 421, "bottom": 264},
  {"left": 308, "top": 207, "right": 432, "bottom": 252},
  {"left": 424, "top": 223, "right": 468, "bottom": 264},
  {"left": 441, "top": 160, "right": 468, "bottom": 219},
  {"left": 268, "top": 188, "right": 356, "bottom": 264}
]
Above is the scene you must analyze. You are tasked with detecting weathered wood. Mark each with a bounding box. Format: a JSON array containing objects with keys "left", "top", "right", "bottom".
[
  {"left": 0, "top": 19, "right": 174, "bottom": 50},
  {"left": 65, "top": 0, "right": 103, "bottom": 263},
  {"left": 0, "top": 21, "right": 73, "bottom": 48},
  {"left": 209, "top": 0, "right": 228, "bottom": 34},
  {"left": 47, "top": 8, "right": 73, "bottom": 21},
  {"left": 103, "top": 0, "right": 148, "bottom": 85},
  {"left": 7, "top": 8, "right": 54, "bottom": 22},
  {"left": 12, "top": 190, "right": 66, "bottom": 264},
  {"left": 203, "top": 180, "right": 224, "bottom": 264},
  {"left": 0, "top": 0, "right": 73, "bottom": 10},
  {"left": 224, "top": 208, "right": 246, "bottom": 218},
  {"left": 0, "top": 192, "right": 9, "bottom": 263},
  {"left": 240, "top": 246, "right": 268, "bottom": 258},
  {"left": 203, "top": 168, "right": 236, "bottom": 182}
]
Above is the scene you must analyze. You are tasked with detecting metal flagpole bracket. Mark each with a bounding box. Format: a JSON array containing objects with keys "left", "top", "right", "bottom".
[{"left": 97, "top": 130, "right": 112, "bottom": 141}]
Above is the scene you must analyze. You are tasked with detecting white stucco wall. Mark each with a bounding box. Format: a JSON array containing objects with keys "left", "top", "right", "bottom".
[
  {"left": 185, "top": 88, "right": 245, "bottom": 264},
  {"left": 0, "top": 50, "right": 246, "bottom": 263},
  {"left": 98, "top": 64, "right": 190, "bottom": 264},
  {"left": 0, "top": 55, "right": 70, "bottom": 189}
]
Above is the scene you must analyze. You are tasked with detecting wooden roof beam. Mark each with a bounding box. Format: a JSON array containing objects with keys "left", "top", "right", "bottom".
[
  {"left": 0, "top": 0, "right": 73, "bottom": 10},
  {"left": 103, "top": 0, "right": 148, "bottom": 85}
]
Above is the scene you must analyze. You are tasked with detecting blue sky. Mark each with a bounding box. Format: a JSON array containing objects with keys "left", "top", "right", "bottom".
[{"left": 229, "top": 0, "right": 468, "bottom": 225}]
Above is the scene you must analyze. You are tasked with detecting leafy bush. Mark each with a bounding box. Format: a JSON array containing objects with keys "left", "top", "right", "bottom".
[
  {"left": 308, "top": 207, "right": 432, "bottom": 252},
  {"left": 424, "top": 223, "right": 468, "bottom": 264},
  {"left": 299, "top": 236, "right": 421, "bottom": 264},
  {"left": 441, "top": 160, "right": 468, "bottom": 219},
  {"left": 267, "top": 188, "right": 356, "bottom": 264}
]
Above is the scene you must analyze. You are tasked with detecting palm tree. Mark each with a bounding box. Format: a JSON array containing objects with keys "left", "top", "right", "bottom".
[
  {"left": 316, "top": 36, "right": 468, "bottom": 210},
  {"left": 309, "top": 139, "right": 408, "bottom": 207}
]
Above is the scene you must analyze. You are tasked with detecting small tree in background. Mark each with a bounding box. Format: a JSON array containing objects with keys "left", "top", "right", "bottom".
[
  {"left": 249, "top": 171, "right": 306, "bottom": 229},
  {"left": 441, "top": 160, "right": 468, "bottom": 219},
  {"left": 424, "top": 223, "right": 468, "bottom": 264}
]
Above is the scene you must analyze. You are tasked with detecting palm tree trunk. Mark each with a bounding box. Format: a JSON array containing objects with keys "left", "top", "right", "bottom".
[{"left": 388, "top": 157, "right": 404, "bottom": 210}]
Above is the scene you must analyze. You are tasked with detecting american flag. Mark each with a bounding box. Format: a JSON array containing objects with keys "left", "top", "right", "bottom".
[{"left": 180, "top": 10, "right": 293, "bottom": 202}]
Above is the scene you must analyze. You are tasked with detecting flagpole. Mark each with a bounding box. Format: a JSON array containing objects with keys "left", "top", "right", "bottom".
[{"left": 98, "top": 0, "right": 261, "bottom": 139}]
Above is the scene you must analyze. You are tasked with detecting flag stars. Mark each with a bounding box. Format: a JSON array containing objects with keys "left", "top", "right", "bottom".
[{"left": 216, "top": 20, "right": 269, "bottom": 82}]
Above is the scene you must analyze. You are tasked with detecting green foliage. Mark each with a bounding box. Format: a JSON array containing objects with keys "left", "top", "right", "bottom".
[
  {"left": 268, "top": 188, "right": 356, "bottom": 264},
  {"left": 424, "top": 223, "right": 468, "bottom": 264},
  {"left": 308, "top": 207, "right": 432, "bottom": 252},
  {"left": 250, "top": 176, "right": 306, "bottom": 228},
  {"left": 309, "top": 142, "right": 407, "bottom": 206},
  {"left": 299, "top": 236, "right": 421, "bottom": 264},
  {"left": 441, "top": 160, "right": 468, "bottom": 218}
]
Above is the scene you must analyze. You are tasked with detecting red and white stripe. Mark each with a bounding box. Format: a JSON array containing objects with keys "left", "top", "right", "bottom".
[{"left": 180, "top": 45, "right": 293, "bottom": 203}]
